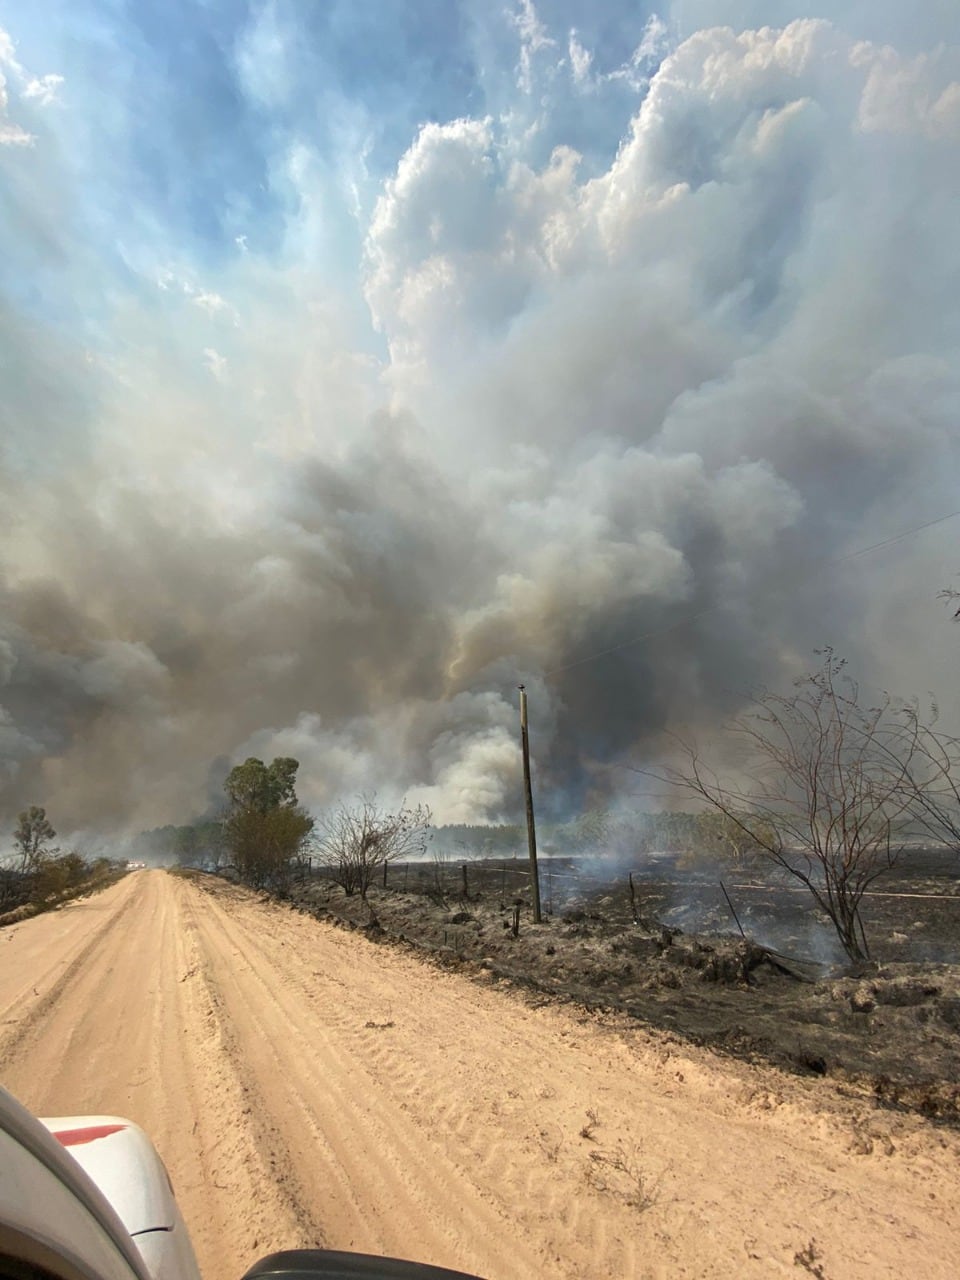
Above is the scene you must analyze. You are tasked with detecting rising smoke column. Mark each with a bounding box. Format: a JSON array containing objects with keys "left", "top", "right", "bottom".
[{"left": 0, "top": 6, "right": 958, "bottom": 831}]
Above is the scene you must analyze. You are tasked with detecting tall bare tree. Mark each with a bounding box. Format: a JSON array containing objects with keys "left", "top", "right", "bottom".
[{"left": 642, "top": 651, "right": 929, "bottom": 962}]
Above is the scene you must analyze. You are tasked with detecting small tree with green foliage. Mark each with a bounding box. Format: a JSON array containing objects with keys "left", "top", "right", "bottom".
[
  {"left": 14, "top": 806, "right": 57, "bottom": 876},
  {"left": 223, "top": 757, "right": 313, "bottom": 891}
]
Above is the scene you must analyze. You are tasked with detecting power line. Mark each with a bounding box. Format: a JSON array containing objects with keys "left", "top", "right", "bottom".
[
  {"left": 832, "top": 508, "right": 960, "bottom": 562},
  {"left": 543, "top": 507, "right": 960, "bottom": 680}
]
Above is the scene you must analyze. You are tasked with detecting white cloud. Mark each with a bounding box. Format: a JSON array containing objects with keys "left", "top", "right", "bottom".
[
  {"left": 635, "top": 13, "right": 671, "bottom": 65},
  {"left": 564, "top": 13, "right": 673, "bottom": 96},
  {"left": 0, "top": 120, "right": 34, "bottom": 146},
  {"left": 510, "top": 0, "right": 556, "bottom": 93},
  {"left": 203, "top": 348, "right": 229, "bottom": 381},
  {"left": 153, "top": 267, "right": 239, "bottom": 323},
  {"left": 568, "top": 31, "right": 592, "bottom": 85},
  {"left": 23, "top": 73, "right": 64, "bottom": 106},
  {"left": 0, "top": 28, "right": 22, "bottom": 72},
  {"left": 605, "top": 13, "right": 673, "bottom": 91},
  {"left": 193, "top": 290, "right": 230, "bottom": 316},
  {"left": 857, "top": 43, "right": 960, "bottom": 138},
  {"left": 0, "top": 26, "right": 61, "bottom": 146}
]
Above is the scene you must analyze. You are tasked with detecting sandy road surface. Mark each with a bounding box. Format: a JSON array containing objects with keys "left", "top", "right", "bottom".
[{"left": 2, "top": 871, "right": 959, "bottom": 1280}]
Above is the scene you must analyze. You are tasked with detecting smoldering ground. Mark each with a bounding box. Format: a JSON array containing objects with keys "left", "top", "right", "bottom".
[{"left": 1, "top": 10, "right": 959, "bottom": 835}]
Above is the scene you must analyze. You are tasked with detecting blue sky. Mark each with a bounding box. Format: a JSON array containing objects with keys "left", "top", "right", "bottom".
[
  {"left": 0, "top": 0, "right": 669, "bottom": 306},
  {"left": 1, "top": 2, "right": 959, "bottom": 831}
]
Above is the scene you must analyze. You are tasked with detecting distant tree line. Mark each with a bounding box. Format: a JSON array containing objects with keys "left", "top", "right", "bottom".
[
  {"left": 138, "top": 821, "right": 227, "bottom": 867},
  {"left": 429, "top": 811, "right": 768, "bottom": 862}
]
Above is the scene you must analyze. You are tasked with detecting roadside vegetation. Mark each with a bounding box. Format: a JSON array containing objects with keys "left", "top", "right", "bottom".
[
  {"left": 1, "top": 805, "right": 128, "bottom": 925},
  {"left": 221, "top": 756, "right": 314, "bottom": 892}
]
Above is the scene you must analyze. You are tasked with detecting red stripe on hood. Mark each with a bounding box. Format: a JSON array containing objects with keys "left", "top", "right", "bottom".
[{"left": 53, "top": 1124, "right": 127, "bottom": 1147}]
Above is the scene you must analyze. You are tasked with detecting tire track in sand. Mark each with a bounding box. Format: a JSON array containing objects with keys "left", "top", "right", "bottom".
[
  {"left": 0, "top": 877, "right": 139, "bottom": 1069},
  {"left": 186, "top": 886, "right": 642, "bottom": 1277},
  {"left": 179, "top": 877, "right": 960, "bottom": 1280},
  {"left": 187, "top": 882, "right": 549, "bottom": 1278},
  {"left": 2, "top": 874, "right": 318, "bottom": 1280}
]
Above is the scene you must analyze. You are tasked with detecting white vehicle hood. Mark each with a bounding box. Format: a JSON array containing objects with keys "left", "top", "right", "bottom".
[{"left": 41, "top": 1116, "right": 177, "bottom": 1237}]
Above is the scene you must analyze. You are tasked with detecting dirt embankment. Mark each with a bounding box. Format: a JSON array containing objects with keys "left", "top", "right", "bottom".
[{"left": 2, "top": 869, "right": 959, "bottom": 1280}]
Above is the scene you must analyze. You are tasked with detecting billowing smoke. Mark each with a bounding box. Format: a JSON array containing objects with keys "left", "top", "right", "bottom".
[{"left": 0, "top": 5, "right": 958, "bottom": 835}]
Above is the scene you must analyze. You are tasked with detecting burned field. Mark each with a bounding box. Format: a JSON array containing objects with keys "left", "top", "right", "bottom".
[{"left": 286, "top": 849, "right": 960, "bottom": 1124}]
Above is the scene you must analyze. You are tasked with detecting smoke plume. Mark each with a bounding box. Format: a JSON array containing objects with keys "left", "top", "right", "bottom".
[{"left": 1, "top": 4, "right": 958, "bottom": 835}]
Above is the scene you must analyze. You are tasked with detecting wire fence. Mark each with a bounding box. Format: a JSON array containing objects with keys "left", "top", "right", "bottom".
[{"left": 301, "top": 855, "right": 646, "bottom": 916}]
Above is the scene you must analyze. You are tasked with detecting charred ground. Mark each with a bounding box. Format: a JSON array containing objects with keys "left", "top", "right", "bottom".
[{"left": 262, "top": 848, "right": 960, "bottom": 1124}]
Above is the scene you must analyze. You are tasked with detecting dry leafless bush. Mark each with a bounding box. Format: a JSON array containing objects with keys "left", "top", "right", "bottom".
[
  {"left": 636, "top": 650, "right": 940, "bottom": 962},
  {"left": 793, "top": 1238, "right": 828, "bottom": 1278},
  {"left": 579, "top": 1107, "right": 601, "bottom": 1141},
  {"left": 584, "top": 1138, "right": 662, "bottom": 1212},
  {"left": 318, "top": 797, "right": 431, "bottom": 899}
]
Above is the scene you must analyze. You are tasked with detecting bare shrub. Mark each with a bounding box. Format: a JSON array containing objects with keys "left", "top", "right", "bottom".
[
  {"left": 793, "top": 1238, "right": 828, "bottom": 1278},
  {"left": 579, "top": 1107, "right": 601, "bottom": 1141},
  {"left": 584, "top": 1139, "right": 662, "bottom": 1212},
  {"left": 641, "top": 651, "right": 931, "bottom": 962},
  {"left": 888, "top": 707, "right": 960, "bottom": 860},
  {"left": 319, "top": 798, "right": 431, "bottom": 899}
]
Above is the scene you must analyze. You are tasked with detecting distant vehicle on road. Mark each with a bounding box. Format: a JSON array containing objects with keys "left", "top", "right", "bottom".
[{"left": 1, "top": 1086, "right": 482, "bottom": 1280}]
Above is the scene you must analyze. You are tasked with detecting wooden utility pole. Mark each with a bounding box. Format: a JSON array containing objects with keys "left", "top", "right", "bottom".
[{"left": 518, "top": 685, "right": 542, "bottom": 923}]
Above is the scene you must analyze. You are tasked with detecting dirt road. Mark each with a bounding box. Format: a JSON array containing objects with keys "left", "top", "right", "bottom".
[{"left": 1, "top": 871, "right": 958, "bottom": 1279}]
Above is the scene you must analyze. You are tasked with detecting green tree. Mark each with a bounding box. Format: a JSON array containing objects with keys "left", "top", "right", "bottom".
[
  {"left": 14, "top": 806, "right": 57, "bottom": 876},
  {"left": 225, "top": 757, "right": 300, "bottom": 814},
  {"left": 223, "top": 757, "right": 313, "bottom": 891}
]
